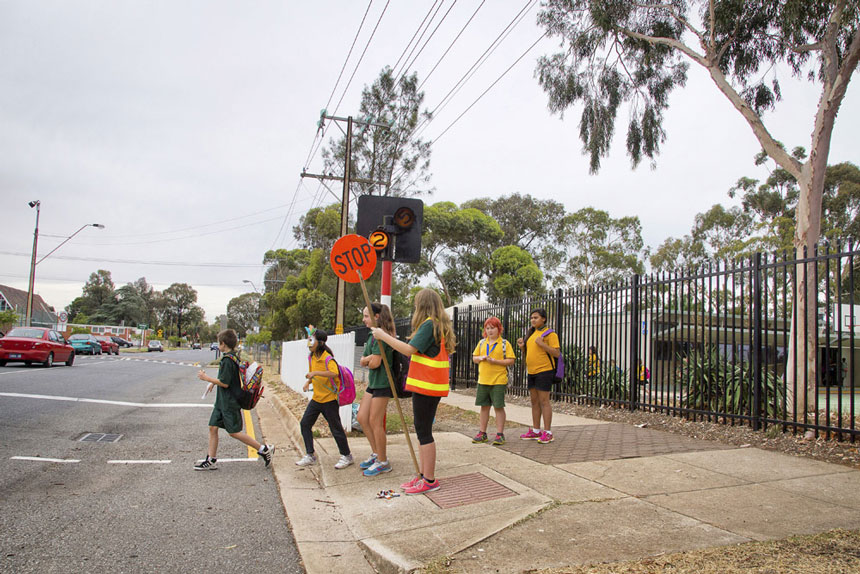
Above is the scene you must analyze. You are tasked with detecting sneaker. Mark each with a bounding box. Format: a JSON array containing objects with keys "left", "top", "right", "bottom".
[
  {"left": 520, "top": 429, "right": 541, "bottom": 440},
  {"left": 258, "top": 444, "right": 274, "bottom": 468},
  {"left": 359, "top": 454, "right": 378, "bottom": 470},
  {"left": 472, "top": 431, "right": 488, "bottom": 444},
  {"left": 404, "top": 478, "right": 441, "bottom": 495},
  {"left": 193, "top": 457, "right": 217, "bottom": 471},
  {"left": 363, "top": 460, "right": 392, "bottom": 477},
  {"left": 538, "top": 430, "right": 554, "bottom": 444},
  {"left": 401, "top": 475, "right": 422, "bottom": 489},
  {"left": 295, "top": 453, "right": 317, "bottom": 467},
  {"left": 334, "top": 454, "right": 354, "bottom": 469},
  {"left": 492, "top": 433, "right": 506, "bottom": 446}
]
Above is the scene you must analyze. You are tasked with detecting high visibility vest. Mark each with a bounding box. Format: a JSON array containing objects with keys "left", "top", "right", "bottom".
[{"left": 405, "top": 338, "right": 450, "bottom": 397}]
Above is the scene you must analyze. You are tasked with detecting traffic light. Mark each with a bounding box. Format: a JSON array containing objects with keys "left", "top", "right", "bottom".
[{"left": 356, "top": 196, "right": 423, "bottom": 263}]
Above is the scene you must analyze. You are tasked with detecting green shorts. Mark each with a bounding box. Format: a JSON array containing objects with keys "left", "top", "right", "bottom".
[
  {"left": 475, "top": 384, "right": 506, "bottom": 409},
  {"left": 209, "top": 405, "right": 243, "bottom": 434}
]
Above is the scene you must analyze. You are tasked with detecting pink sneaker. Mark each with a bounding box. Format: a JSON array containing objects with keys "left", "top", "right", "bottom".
[
  {"left": 404, "top": 478, "right": 441, "bottom": 495},
  {"left": 520, "top": 429, "right": 540, "bottom": 440},
  {"left": 538, "top": 430, "right": 554, "bottom": 444},
  {"left": 400, "top": 475, "right": 422, "bottom": 489}
]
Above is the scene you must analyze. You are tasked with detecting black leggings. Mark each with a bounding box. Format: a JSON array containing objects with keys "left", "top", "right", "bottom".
[
  {"left": 412, "top": 393, "right": 441, "bottom": 445},
  {"left": 300, "top": 399, "right": 351, "bottom": 456}
]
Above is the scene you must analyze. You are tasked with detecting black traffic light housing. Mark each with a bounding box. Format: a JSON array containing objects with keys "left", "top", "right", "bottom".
[{"left": 356, "top": 196, "right": 423, "bottom": 263}]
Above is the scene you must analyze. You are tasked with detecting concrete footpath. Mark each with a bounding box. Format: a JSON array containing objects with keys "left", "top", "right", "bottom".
[{"left": 257, "top": 386, "right": 860, "bottom": 574}]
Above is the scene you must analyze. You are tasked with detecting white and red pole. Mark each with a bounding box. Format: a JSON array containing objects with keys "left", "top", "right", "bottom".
[{"left": 381, "top": 260, "right": 392, "bottom": 308}]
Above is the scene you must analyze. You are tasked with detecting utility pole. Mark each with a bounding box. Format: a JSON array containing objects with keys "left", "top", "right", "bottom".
[{"left": 301, "top": 111, "right": 390, "bottom": 334}]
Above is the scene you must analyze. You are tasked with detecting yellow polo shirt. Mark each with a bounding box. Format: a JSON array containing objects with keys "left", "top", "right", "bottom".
[
  {"left": 525, "top": 327, "right": 559, "bottom": 375},
  {"left": 309, "top": 351, "right": 340, "bottom": 403},
  {"left": 472, "top": 337, "right": 516, "bottom": 385}
]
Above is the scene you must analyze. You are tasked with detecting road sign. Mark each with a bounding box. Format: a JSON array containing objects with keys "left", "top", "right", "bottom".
[
  {"left": 138, "top": 323, "right": 148, "bottom": 330},
  {"left": 330, "top": 234, "right": 377, "bottom": 283},
  {"left": 58, "top": 311, "right": 68, "bottom": 323},
  {"left": 368, "top": 229, "right": 390, "bottom": 252},
  {"left": 157, "top": 329, "right": 163, "bottom": 338}
]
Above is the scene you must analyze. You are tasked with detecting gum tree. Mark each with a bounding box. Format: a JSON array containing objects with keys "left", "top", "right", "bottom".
[{"left": 536, "top": 0, "right": 860, "bottom": 413}]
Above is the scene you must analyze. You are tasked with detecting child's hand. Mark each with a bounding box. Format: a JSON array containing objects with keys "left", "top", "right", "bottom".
[
  {"left": 517, "top": 338, "right": 524, "bottom": 348},
  {"left": 305, "top": 372, "right": 313, "bottom": 380},
  {"left": 197, "top": 369, "right": 207, "bottom": 381},
  {"left": 302, "top": 382, "right": 310, "bottom": 392}
]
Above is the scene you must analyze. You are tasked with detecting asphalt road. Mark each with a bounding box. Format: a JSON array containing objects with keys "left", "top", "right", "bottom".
[{"left": 0, "top": 348, "right": 303, "bottom": 574}]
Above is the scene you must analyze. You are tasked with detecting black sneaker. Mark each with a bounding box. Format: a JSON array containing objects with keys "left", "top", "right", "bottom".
[
  {"left": 194, "top": 457, "right": 217, "bottom": 471},
  {"left": 258, "top": 444, "right": 274, "bottom": 468}
]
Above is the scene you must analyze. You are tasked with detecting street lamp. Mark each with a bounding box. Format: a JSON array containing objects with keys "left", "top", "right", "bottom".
[
  {"left": 25, "top": 203, "right": 105, "bottom": 326},
  {"left": 243, "top": 279, "right": 261, "bottom": 333}
]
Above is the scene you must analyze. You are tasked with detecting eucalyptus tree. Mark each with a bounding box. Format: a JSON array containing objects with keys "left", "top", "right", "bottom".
[
  {"left": 322, "top": 67, "right": 432, "bottom": 197},
  {"left": 536, "top": 0, "right": 860, "bottom": 413}
]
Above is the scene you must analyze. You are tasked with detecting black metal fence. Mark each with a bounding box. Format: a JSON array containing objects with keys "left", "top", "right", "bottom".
[{"left": 451, "top": 242, "right": 859, "bottom": 441}]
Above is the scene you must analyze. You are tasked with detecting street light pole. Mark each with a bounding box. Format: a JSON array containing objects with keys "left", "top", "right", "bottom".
[
  {"left": 243, "top": 279, "right": 261, "bottom": 334},
  {"left": 24, "top": 202, "right": 105, "bottom": 327},
  {"left": 25, "top": 200, "right": 41, "bottom": 327}
]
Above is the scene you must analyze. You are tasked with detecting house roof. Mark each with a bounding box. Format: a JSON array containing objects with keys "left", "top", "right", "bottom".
[{"left": 0, "top": 284, "right": 55, "bottom": 315}]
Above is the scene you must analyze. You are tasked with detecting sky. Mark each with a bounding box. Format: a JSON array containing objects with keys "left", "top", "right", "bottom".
[{"left": 1, "top": 1, "right": 858, "bottom": 323}]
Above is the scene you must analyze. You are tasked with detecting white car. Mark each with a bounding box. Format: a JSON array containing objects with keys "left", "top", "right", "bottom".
[{"left": 147, "top": 340, "right": 164, "bottom": 352}]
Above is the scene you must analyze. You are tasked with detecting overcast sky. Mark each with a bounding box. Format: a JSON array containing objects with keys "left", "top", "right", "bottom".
[{"left": 2, "top": 1, "right": 858, "bottom": 322}]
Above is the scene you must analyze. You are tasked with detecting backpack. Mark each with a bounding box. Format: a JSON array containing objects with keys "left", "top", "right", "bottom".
[
  {"left": 540, "top": 329, "right": 565, "bottom": 384},
  {"left": 309, "top": 354, "right": 356, "bottom": 406},
  {"left": 225, "top": 355, "right": 265, "bottom": 410},
  {"left": 391, "top": 347, "right": 412, "bottom": 398}
]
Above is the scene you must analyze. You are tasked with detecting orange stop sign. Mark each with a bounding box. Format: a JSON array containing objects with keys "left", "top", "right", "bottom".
[{"left": 330, "top": 234, "right": 377, "bottom": 283}]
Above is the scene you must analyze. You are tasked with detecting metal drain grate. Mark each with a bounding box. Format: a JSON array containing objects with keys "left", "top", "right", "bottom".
[
  {"left": 78, "top": 433, "right": 123, "bottom": 443},
  {"left": 425, "top": 472, "right": 517, "bottom": 509}
]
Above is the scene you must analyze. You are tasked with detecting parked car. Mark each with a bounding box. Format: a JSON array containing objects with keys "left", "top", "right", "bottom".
[
  {"left": 210, "top": 342, "right": 218, "bottom": 351},
  {"left": 0, "top": 327, "right": 75, "bottom": 367},
  {"left": 191, "top": 342, "right": 202, "bottom": 350},
  {"left": 95, "top": 336, "right": 120, "bottom": 355},
  {"left": 110, "top": 336, "right": 134, "bottom": 348},
  {"left": 147, "top": 340, "right": 164, "bottom": 352},
  {"left": 68, "top": 334, "right": 103, "bottom": 355}
]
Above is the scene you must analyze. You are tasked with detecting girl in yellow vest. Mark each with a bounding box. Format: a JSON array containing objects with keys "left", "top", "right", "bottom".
[
  {"left": 516, "top": 308, "right": 560, "bottom": 444},
  {"left": 370, "top": 288, "right": 456, "bottom": 495},
  {"left": 471, "top": 316, "right": 516, "bottom": 446}
]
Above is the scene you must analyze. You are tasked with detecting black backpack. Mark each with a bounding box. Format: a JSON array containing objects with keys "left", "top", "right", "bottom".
[{"left": 391, "top": 346, "right": 412, "bottom": 399}]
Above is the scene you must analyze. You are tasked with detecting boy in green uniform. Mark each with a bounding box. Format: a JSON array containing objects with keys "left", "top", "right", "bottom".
[{"left": 194, "top": 328, "right": 273, "bottom": 470}]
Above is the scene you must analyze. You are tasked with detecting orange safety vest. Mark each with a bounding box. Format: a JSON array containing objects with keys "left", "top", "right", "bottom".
[{"left": 405, "top": 337, "right": 450, "bottom": 397}]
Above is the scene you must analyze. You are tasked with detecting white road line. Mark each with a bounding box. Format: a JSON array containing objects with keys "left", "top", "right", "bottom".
[
  {"left": 108, "top": 460, "right": 172, "bottom": 464},
  {"left": 0, "top": 392, "right": 212, "bottom": 408},
  {"left": 11, "top": 456, "right": 80, "bottom": 463},
  {"left": 215, "top": 458, "right": 258, "bottom": 462}
]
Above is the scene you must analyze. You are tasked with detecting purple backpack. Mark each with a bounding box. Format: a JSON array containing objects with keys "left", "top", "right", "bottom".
[{"left": 541, "top": 329, "right": 565, "bottom": 384}]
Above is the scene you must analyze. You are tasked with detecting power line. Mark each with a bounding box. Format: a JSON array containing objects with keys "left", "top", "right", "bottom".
[
  {"left": 0, "top": 251, "right": 266, "bottom": 268},
  {"left": 394, "top": 0, "right": 448, "bottom": 81},
  {"left": 418, "top": 0, "right": 486, "bottom": 90},
  {"left": 431, "top": 32, "right": 548, "bottom": 144},
  {"left": 302, "top": 0, "right": 375, "bottom": 173},
  {"left": 391, "top": 0, "right": 442, "bottom": 77}
]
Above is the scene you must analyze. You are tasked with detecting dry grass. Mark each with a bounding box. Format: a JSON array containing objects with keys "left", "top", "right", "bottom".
[{"left": 529, "top": 529, "right": 860, "bottom": 574}]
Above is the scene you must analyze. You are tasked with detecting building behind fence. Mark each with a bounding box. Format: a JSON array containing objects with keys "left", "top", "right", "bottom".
[{"left": 449, "top": 243, "right": 859, "bottom": 441}]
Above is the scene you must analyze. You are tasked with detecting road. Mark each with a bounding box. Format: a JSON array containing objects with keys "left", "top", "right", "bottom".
[{"left": 0, "top": 348, "right": 303, "bottom": 574}]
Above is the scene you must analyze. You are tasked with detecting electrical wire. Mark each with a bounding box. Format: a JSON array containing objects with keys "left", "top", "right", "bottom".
[
  {"left": 0, "top": 251, "right": 266, "bottom": 268},
  {"left": 418, "top": 0, "right": 485, "bottom": 90},
  {"left": 398, "top": 0, "right": 459, "bottom": 84},
  {"left": 394, "top": 0, "right": 447, "bottom": 80},
  {"left": 391, "top": 0, "right": 442, "bottom": 77},
  {"left": 302, "top": 0, "right": 375, "bottom": 173}
]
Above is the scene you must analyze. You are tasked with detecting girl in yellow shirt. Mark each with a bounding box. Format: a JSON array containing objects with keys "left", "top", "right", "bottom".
[
  {"left": 295, "top": 330, "right": 353, "bottom": 469},
  {"left": 516, "top": 308, "right": 560, "bottom": 444}
]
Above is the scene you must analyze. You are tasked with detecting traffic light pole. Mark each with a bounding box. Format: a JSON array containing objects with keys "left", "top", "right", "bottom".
[{"left": 381, "top": 261, "right": 392, "bottom": 308}]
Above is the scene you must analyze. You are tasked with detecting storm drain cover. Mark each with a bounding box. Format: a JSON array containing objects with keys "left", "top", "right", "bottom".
[
  {"left": 78, "top": 433, "right": 123, "bottom": 443},
  {"left": 425, "top": 472, "right": 517, "bottom": 509}
]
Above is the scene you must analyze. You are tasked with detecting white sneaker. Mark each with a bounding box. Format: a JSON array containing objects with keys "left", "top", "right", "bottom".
[
  {"left": 295, "top": 453, "right": 317, "bottom": 467},
  {"left": 334, "top": 454, "right": 354, "bottom": 469}
]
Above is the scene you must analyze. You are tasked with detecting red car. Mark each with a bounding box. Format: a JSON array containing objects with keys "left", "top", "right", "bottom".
[
  {"left": 95, "top": 335, "right": 120, "bottom": 355},
  {"left": 0, "top": 327, "right": 75, "bottom": 367}
]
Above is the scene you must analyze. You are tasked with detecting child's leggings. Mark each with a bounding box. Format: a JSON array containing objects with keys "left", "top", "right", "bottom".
[{"left": 300, "top": 399, "right": 351, "bottom": 456}]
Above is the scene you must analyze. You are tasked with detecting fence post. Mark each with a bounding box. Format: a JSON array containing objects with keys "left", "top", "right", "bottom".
[
  {"left": 452, "top": 306, "right": 459, "bottom": 390},
  {"left": 629, "top": 275, "right": 640, "bottom": 411},
  {"left": 753, "top": 252, "right": 763, "bottom": 431}
]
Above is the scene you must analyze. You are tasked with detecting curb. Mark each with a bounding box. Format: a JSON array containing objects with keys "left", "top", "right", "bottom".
[{"left": 259, "top": 386, "right": 385, "bottom": 574}]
